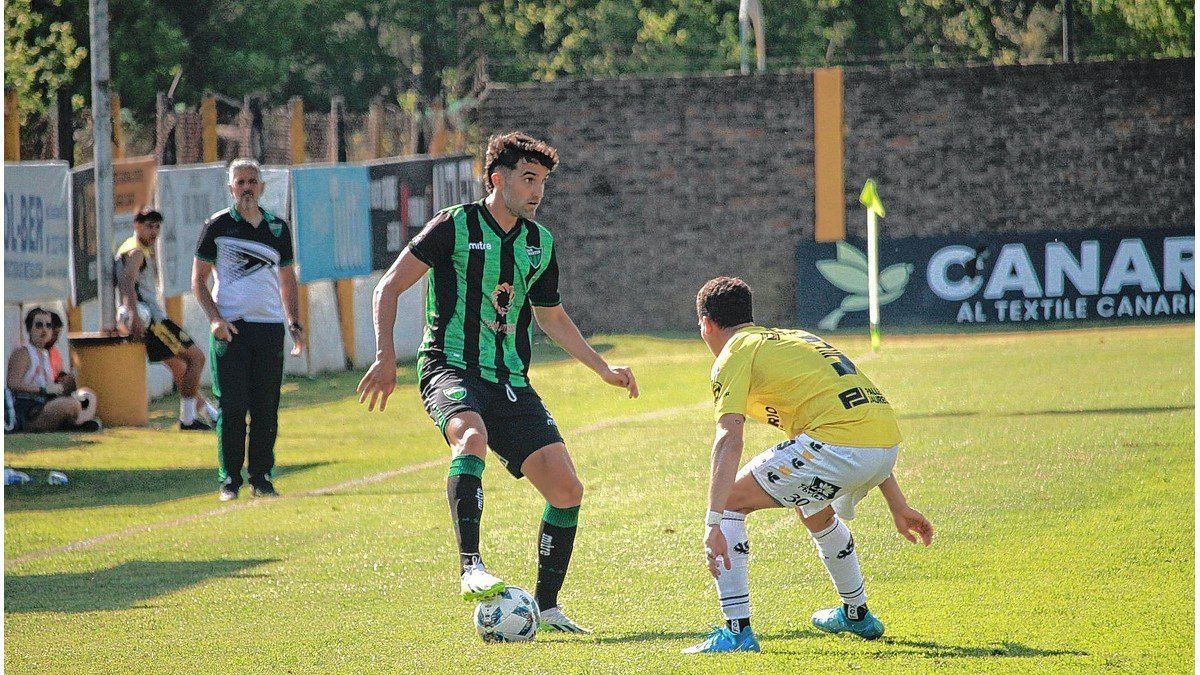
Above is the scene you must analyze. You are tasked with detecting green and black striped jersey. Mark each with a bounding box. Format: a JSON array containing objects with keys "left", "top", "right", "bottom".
[{"left": 407, "top": 200, "right": 561, "bottom": 387}]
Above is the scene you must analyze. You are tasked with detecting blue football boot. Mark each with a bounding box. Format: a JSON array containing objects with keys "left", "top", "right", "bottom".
[
  {"left": 811, "top": 606, "right": 885, "bottom": 640},
  {"left": 682, "top": 626, "right": 762, "bottom": 654}
]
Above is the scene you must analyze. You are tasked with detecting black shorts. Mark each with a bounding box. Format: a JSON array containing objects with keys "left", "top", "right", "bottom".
[
  {"left": 10, "top": 392, "right": 49, "bottom": 430},
  {"left": 419, "top": 366, "right": 564, "bottom": 479},
  {"left": 145, "top": 318, "right": 194, "bottom": 362}
]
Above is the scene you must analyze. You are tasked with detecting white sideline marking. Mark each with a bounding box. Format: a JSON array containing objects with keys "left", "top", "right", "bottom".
[{"left": 6, "top": 403, "right": 707, "bottom": 569}]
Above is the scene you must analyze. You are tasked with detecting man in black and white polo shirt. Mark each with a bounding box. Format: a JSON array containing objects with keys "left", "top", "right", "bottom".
[{"left": 192, "top": 158, "right": 304, "bottom": 501}]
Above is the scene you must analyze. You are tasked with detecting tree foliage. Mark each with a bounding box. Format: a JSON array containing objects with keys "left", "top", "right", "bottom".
[{"left": 3, "top": 0, "right": 1192, "bottom": 127}]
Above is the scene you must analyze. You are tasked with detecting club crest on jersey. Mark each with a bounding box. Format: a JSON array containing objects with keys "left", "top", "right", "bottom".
[
  {"left": 491, "top": 283, "right": 514, "bottom": 316},
  {"left": 525, "top": 246, "right": 543, "bottom": 268}
]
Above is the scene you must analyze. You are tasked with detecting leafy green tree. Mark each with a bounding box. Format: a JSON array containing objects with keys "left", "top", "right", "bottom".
[{"left": 4, "top": 0, "right": 87, "bottom": 124}]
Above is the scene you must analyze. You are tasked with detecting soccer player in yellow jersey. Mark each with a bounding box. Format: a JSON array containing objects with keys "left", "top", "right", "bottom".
[{"left": 684, "top": 277, "right": 933, "bottom": 654}]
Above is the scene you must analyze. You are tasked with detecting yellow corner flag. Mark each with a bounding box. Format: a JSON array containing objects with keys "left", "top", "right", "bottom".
[{"left": 859, "top": 179, "right": 886, "bottom": 218}]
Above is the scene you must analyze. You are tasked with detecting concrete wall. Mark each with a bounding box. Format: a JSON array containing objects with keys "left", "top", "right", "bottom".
[{"left": 477, "top": 58, "right": 1194, "bottom": 332}]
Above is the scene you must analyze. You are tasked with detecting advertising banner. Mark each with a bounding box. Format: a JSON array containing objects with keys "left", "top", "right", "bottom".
[
  {"left": 155, "top": 163, "right": 228, "bottom": 298},
  {"left": 290, "top": 165, "right": 372, "bottom": 283},
  {"left": 111, "top": 156, "right": 158, "bottom": 262},
  {"left": 796, "top": 229, "right": 1194, "bottom": 329},
  {"left": 4, "top": 162, "right": 72, "bottom": 303},
  {"left": 367, "top": 157, "right": 433, "bottom": 270},
  {"left": 259, "top": 166, "right": 291, "bottom": 221},
  {"left": 432, "top": 155, "right": 480, "bottom": 212},
  {"left": 70, "top": 156, "right": 158, "bottom": 304}
]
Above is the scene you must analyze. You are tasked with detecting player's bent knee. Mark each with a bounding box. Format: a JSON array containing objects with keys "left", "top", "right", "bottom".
[
  {"left": 186, "top": 346, "right": 205, "bottom": 367},
  {"left": 549, "top": 479, "right": 583, "bottom": 508},
  {"left": 450, "top": 425, "right": 488, "bottom": 458}
]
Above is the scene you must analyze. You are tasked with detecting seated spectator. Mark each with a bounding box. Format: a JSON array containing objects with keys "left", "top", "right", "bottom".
[{"left": 5, "top": 307, "right": 101, "bottom": 433}]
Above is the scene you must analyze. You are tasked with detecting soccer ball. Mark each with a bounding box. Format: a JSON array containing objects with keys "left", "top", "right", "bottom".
[
  {"left": 473, "top": 586, "right": 540, "bottom": 643},
  {"left": 116, "top": 302, "right": 152, "bottom": 335}
]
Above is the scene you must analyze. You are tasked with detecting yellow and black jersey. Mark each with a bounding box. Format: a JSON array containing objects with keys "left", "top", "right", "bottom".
[{"left": 710, "top": 326, "right": 901, "bottom": 447}]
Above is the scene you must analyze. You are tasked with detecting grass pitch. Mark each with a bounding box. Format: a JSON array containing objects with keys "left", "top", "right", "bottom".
[{"left": 4, "top": 323, "right": 1193, "bottom": 673}]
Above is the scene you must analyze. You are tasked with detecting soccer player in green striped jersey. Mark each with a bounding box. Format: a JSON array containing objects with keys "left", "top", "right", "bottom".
[{"left": 358, "top": 132, "right": 638, "bottom": 633}]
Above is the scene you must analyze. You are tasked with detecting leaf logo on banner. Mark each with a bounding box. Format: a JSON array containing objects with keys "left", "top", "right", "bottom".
[{"left": 814, "top": 242, "right": 913, "bottom": 330}]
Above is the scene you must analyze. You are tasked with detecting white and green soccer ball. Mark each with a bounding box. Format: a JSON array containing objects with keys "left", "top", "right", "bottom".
[{"left": 473, "top": 586, "right": 540, "bottom": 643}]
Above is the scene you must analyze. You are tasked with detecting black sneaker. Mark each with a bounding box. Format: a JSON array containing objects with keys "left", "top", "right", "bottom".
[
  {"left": 250, "top": 483, "right": 280, "bottom": 498},
  {"left": 219, "top": 485, "right": 239, "bottom": 502},
  {"left": 180, "top": 419, "right": 213, "bottom": 431},
  {"left": 71, "top": 420, "right": 103, "bottom": 433}
]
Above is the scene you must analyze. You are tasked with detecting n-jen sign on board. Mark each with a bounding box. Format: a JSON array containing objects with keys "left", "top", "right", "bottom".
[{"left": 796, "top": 229, "right": 1194, "bottom": 329}]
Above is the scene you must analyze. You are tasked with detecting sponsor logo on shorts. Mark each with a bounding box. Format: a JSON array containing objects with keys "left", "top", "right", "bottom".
[
  {"left": 797, "top": 476, "right": 842, "bottom": 501},
  {"left": 445, "top": 386, "right": 467, "bottom": 401},
  {"left": 733, "top": 541, "right": 750, "bottom": 555}
]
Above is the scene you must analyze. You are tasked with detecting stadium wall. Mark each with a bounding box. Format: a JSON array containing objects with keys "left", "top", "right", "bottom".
[{"left": 478, "top": 58, "right": 1194, "bottom": 332}]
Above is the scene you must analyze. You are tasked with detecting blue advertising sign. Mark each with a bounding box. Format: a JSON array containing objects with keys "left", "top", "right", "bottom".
[
  {"left": 290, "top": 165, "right": 372, "bottom": 283},
  {"left": 796, "top": 229, "right": 1194, "bottom": 329}
]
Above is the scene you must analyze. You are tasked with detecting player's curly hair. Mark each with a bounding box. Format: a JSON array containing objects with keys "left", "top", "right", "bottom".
[
  {"left": 696, "top": 277, "right": 754, "bottom": 329},
  {"left": 484, "top": 132, "right": 558, "bottom": 193}
]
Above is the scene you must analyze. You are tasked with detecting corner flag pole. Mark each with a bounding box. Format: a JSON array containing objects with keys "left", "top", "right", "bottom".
[{"left": 860, "top": 180, "right": 886, "bottom": 352}]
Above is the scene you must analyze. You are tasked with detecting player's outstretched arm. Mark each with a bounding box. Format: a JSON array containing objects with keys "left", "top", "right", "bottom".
[
  {"left": 704, "top": 414, "right": 745, "bottom": 578},
  {"left": 878, "top": 473, "right": 934, "bottom": 546},
  {"left": 532, "top": 304, "right": 638, "bottom": 398},
  {"left": 357, "top": 250, "right": 429, "bottom": 412}
]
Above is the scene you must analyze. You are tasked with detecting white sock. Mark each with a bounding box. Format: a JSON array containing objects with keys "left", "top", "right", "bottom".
[
  {"left": 715, "top": 510, "right": 751, "bottom": 621},
  {"left": 180, "top": 397, "right": 197, "bottom": 424},
  {"left": 810, "top": 517, "right": 867, "bottom": 608},
  {"left": 204, "top": 400, "right": 220, "bottom": 420}
]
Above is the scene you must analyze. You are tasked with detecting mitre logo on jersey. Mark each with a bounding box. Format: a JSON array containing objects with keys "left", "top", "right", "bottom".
[
  {"left": 711, "top": 381, "right": 723, "bottom": 403},
  {"left": 526, "top": 246, "right": 543, "bottom": 268},
  {"left": 491, "top": 283, "right": 514, "bottom": 316}
]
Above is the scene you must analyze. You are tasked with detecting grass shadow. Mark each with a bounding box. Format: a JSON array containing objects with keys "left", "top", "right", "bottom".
[
  {"left": 4, "top": 461, "right": 329, "bottom": 512},
  {"left": 764, "top": 628, "right": 1088, "bottom": 658},
  {"left": 4, "top": 558, "right": 276, "bottom": 613},
  {"left": 902, "top": 403, "right": 1193, "bottom": 421},
  {"left": 3, "top": 433, "right": 102, "bottom": 454},
  {"left": 575, "top": 630, "right": 703, "bottom": 645}
]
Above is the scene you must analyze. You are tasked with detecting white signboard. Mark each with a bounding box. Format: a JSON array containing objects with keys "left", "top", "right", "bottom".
[
  {"left": 155, "top": 163, "right": 228, "bottom": 297},
  {"left": 432, "top": 156, "right": 480, "bottom": 211},
  {"left": 4, "top": 162, "right": 72, "bottom": 303},
  {"left": 259, "top": 167, "right": 292, "bottom": 222}
]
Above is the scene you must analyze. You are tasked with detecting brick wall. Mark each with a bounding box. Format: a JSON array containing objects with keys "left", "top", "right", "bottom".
[{"left": 478, "top": 58, "right": 1194, "bottom": 332}]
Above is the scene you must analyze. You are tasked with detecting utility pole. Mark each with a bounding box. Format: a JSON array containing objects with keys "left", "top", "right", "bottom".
[
  {"left": 1062, "top": 0, "right": 1075, "bottom": 63},
  {"left": 89, "top": 0, "right": 116, "bottom": 330}
]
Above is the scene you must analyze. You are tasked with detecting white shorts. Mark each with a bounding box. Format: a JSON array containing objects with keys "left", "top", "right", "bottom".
[{"left": 745, "top": 433, "right": 898, "bottom": 520}]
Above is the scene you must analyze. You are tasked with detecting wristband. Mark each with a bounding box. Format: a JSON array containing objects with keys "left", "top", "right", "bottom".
[{"left": 705, "top": 510, "right": 722, "bottom": 527}]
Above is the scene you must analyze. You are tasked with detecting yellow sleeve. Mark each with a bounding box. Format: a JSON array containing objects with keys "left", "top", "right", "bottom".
[{"left": 711, "top": 344, "right": 753, "bottom": 421}]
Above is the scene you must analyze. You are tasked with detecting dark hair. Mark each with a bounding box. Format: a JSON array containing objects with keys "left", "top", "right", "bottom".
[
  {"left": 696, "top": 277, "right": 754, "bottom": 328},
  {"left": 48, "top": 311, "right": 63, "bottom": 329},
  {"left": 484, "top": 132, "right": 558, "bottom": 193},
  {"left": 24, "top": 306, "right": 51, "bottom": 332},
  {"left": 134, "top": 207, "right": 163, "bottom": 223}
]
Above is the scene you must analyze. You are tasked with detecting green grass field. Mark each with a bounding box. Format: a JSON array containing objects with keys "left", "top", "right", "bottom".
[{"left": 4, "top": 323, "right": 1194, "bottom": 673}]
